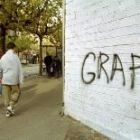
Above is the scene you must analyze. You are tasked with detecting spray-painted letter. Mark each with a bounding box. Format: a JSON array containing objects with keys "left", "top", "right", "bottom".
[
  {"left": 130, "top": 53, "right": 140, "bottom": 89},
  {"left": 81, "top": 52, "right": 96, "bottom": 84},
  {"left": 110, "top": 54, "right": 125, "bottom": 85},
  {"left": 98, "top": 52, "right": 109, "bottom": 83}
]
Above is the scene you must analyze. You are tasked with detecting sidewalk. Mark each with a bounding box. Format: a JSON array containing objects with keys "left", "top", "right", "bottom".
[
  {"left": 0, "top": 64, "right": 110, "bottom": 140},
  {"left": 22, "top": 64, "right": 39, "bottom": 77}
]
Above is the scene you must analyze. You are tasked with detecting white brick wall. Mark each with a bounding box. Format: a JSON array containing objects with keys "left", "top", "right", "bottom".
[{"left": 64, "top": 0, "right": 140, "bottom": 139}]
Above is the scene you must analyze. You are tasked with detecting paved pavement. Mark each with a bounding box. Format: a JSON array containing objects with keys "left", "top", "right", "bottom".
[
  {"left": 22, "top": 64, "right": 40, "bottom": 77},
  {"left": 0, "top": 64, "right": 110, "bottom": 140}
]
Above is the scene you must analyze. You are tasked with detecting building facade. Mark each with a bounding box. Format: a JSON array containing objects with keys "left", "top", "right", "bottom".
[{"left": 64, "top": 0, "right": 140, "bottom": 139}]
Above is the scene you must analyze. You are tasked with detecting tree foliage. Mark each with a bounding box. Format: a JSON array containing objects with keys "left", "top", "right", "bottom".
[
  {"left": 49, "top": 23, "right": 62, "bottom": 47},
  {"left": 6, "top": 32, "right": 35, "bottom": 52},
  {"left": 0, "top": 0, "right": 62, "bottom": 34}
]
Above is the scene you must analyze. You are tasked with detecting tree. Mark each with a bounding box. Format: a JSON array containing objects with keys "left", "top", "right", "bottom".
[
  {"left": 0, "top": 0, "right": 49, "bottom": 53},
  {"left": 49, "top": 23, "right": 62, "bottom": 55},
  {"left": 0, "top": 0, "right": 62, "bottom": 75},
  {"left": 6, "top": 32, "right": 34, "bottom": 53},
  {"left": 24, "top": 0, "right": 62, "bottom": 75}
]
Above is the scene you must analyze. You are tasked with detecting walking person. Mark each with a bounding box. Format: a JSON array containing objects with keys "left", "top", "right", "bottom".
[{"left": 0, "top": 42, "right": 23, "bottom": 117}]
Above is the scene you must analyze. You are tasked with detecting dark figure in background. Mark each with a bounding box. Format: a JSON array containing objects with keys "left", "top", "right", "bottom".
[
  {"left": 52, "top": 56, "right": 61, "bottom": 78},
  {"left": 44, "top": 53, "right": 52, "bottom": 77}
]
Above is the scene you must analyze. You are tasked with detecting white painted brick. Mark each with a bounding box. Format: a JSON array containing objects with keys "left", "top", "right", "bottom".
[{"left": 65, "top": 0, "right": 140, "bottom": 139}]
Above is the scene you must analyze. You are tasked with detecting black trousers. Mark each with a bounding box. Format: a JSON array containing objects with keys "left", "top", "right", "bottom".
[{"left": 46, "top": 65, "right": 51, "bottom": 76}]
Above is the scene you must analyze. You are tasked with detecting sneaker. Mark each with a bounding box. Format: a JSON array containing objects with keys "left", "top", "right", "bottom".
[
  {"left": 6, "top": 106, "right": 15, "bottom": 116},
  {"left": 6, "top": 110, "right": 11, "bottom": 118}
]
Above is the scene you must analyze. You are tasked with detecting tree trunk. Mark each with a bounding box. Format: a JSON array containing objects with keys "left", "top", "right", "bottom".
[
  {"left": 39, "top": 36, "right": 43, "bottom": 75},
  {"left": 0, "top": 25, "right": 6, "bottom": 53}
]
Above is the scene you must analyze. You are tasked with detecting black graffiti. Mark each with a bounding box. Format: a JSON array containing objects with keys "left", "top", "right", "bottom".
[
  {"left": 98, "top": 52, "right": 109, "bottom": 83},
  {"left": 110, "top": 54, "right": 125, "bottom": 86},
  {"left": 81, "top": 52, "right": 96, "bottom": 84},
  {"left": 130, "top": 54, "right": 140, "bottom": 89},
  {"left": 82, "top": 52, "right": 140, "bottom": 89}
]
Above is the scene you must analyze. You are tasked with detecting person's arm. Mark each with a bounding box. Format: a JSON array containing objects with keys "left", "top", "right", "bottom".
[
  {"left": 0, "top": 59, "right": 2, "bottom": 72},
  {"left": 17, "top": 56, "right": 24, "bottom": 84}
]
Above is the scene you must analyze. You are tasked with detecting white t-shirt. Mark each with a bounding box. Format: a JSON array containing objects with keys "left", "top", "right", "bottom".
[{"left": 0, "top": 50, "right": 23, "bottom": 85}]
